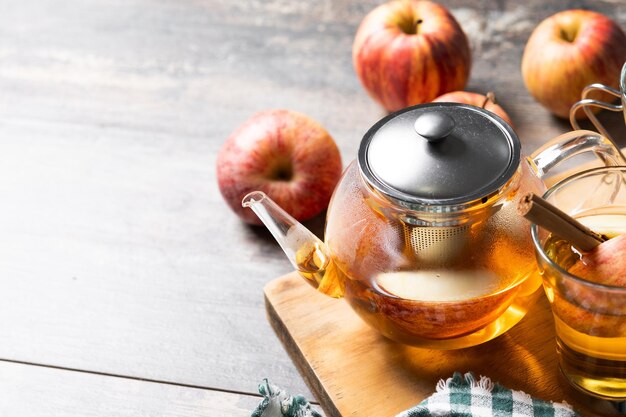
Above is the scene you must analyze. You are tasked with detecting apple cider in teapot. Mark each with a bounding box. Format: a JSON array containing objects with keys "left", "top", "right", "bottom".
[
  {"left": 321, "top": 160, "right": 543, "bottom": 348},
  {"left": 243, "top": 103, "right": 624, "bottom": 349}
]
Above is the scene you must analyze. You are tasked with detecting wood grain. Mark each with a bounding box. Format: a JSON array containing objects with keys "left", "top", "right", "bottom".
[
  {"left": 266, "top": 273, "right": 623, "bottom": 417},
  {"left": 0, "top": 360, "right": 262, "bottom": 417},
  {"left": 0, "top": 0, "right": 625, "bottom": 409}
]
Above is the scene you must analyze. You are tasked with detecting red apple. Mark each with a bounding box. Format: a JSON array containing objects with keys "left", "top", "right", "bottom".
[
  {"left": 521, "top": 9, "right": 626, "bottom": 119},
  {"left": 433, "top": 91, "right": 514, "bottom": 127},
  {"left": 217, "top": 110, "right": 342, "bottom": 225},
  {"left": 352, "top": 0, "right": 471, "bottom": 112}
]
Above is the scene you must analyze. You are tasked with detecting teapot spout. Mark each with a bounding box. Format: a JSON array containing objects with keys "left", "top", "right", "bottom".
[{"left": 242, "top": 191, "right": 344, "bottom": 297}]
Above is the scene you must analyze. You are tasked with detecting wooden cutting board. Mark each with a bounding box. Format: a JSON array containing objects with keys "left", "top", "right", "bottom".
[
  {"left": 263, "top": 157, "right": 626, "bottom": 417},
  {"left": 265, "top": 273, "right": 621, "bottom": 417}
]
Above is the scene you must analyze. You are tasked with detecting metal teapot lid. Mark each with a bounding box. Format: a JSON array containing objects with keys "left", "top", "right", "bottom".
[{"left": 358, "top": 103, "right": 520, "bottom": 206}]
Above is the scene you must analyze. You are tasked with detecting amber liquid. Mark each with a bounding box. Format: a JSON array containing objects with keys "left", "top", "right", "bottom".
[
  {"left": 295, "top": 242, "right": 345, "bottom": 299},
  {"left": 346, "top": 267, "right": 541, "bottom": 349},
  {"left": 294, "top": 232, "right": 543, "bottom": 349},
  {"left": 295, "top": 241, "right": 329, "bottom": 286},
  {"left": 543, "top": 212, "right": 626, "bottom": 400}
]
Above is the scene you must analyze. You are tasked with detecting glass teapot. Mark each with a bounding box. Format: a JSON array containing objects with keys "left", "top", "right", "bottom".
[{"left": 243, "top": 103, "right": 624, "bottom": 349}]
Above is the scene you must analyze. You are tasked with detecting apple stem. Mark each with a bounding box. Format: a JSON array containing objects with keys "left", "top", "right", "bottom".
[
  {"left": 414, "top": 19, "right": 423, "bottom": 33},
  {"left": 481, "top": 91, "right": 497, "bottom": 109}
]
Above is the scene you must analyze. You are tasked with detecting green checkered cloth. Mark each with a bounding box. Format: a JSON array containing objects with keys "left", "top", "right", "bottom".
[
  {"left": 251, "top": 373, "right": 578, "bottom": 417},
  {"left": 251, "top": 379, "right": 322, "bottom": 417},
  {"left": 398, "top": 372, "right": 578, "bottom": 417}
]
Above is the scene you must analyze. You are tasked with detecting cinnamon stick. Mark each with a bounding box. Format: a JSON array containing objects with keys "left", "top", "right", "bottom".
[{"left": 518, "top": 193, "right": 608, "bottom": 251}]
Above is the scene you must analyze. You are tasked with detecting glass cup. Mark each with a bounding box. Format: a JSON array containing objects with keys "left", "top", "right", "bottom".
[{"left": 531, "top": 166, "right": 626, "bottom": 403}]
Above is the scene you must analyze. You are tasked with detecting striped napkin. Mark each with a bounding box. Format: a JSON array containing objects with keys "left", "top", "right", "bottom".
[{"left": 251, "top": 372, "right": 578, "bottom": 417}]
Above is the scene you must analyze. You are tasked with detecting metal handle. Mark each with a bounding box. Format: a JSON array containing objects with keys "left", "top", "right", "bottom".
[
  {"left": 528, "top": 130, "right": 625, "bottom": 179},
  {"left": 569, "top": 83, "right": 623, "bottom": 158}
]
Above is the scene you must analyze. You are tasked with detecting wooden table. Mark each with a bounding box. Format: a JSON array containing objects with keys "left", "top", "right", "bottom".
[{"left": 0, "top": 0, "right": 624, "bottom": 415}]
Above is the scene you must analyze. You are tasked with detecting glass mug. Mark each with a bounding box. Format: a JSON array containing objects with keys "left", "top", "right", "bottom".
[
  {"left": 570, "top": 61, "right": 626, "bottom": 160},
  {"left": 531, "top": 167, "right": 626, "bottom": 402}
]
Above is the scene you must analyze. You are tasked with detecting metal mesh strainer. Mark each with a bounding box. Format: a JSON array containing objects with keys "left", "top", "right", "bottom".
[{"left": 402, "top": 223, "right": 472, "bottom": 265}]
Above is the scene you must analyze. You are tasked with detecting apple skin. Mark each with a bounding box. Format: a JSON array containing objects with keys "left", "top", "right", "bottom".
[
  {"left": 353, "top": 0, "right": 471, "bottom": 112},
  {"left": 522, "top": 9, "right": 626, "bottom": 119},
  {"left": 552, "top": 234, "right": 626, "bottom": 337},
  {"left": 553, "top": 296, "right": 626, "bottom": 337},
  {"left": 433, "top": 91, "right": 514, "bottom": 127},
  {"left": 217, "top": 110, "right": 342, "bottom": 225},
  {"left": 569, "top": 233, "right": 626, "bottom": 287}
]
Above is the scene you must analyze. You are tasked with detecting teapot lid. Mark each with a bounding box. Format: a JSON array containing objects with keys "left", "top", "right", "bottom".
[{"left": 358, "top": 103, "right": 520, "bottom": 206}]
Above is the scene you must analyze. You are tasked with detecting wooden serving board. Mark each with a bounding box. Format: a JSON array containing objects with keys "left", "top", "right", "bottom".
[{"left": 265, "top": 274, "right": 618, "bottom": 417}]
